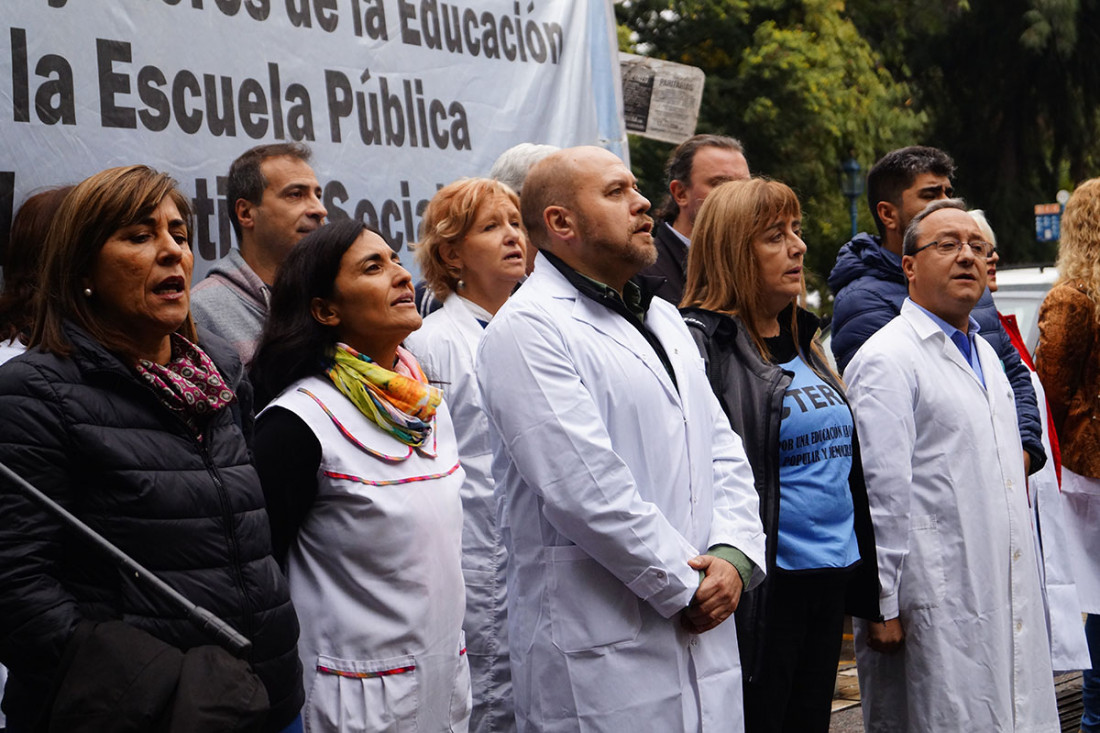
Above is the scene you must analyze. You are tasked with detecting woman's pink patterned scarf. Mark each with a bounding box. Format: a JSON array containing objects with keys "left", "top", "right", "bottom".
[{"left": 135, "top": 334, "right": 237, "bottom": 436}]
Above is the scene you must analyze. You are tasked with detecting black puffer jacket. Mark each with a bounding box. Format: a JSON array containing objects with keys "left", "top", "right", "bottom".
[
  {"left": 681, "top": 306, "right": 880, "bottom": 684},
  {"left": 0, "top": 323, "right": 303, "bottom": 732}
]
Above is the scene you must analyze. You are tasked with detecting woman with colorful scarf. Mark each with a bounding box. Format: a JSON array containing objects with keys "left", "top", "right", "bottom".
[{"left": 250, "top": 220, "right": 471, "bottom": 732}]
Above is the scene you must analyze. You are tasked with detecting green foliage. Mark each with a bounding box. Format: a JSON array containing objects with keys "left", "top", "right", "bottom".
[
  {"left": 847, "top": 0, "right": 1100, "bottom": 264},
  {"left": 617, "top": 22, "right": 636, "bottom": 52},
  {"left": 732, "top": 1, "right": 925, "bottom": 284},
  {"left": 618, "top": 0, "right": 926, "bottom": 310},
  {"left": 622, "top": 0, "right": 1100, "bottom": 286}
]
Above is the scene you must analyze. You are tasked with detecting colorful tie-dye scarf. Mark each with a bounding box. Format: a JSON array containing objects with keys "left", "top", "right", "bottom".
[{"left": 325, "top": 343, "right": 441, "bottom": 447}]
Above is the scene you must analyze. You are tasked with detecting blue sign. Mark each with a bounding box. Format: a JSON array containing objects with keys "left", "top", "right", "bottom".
[{"left": 1034, "top": 203, "right": 1061, "bottom": 242}]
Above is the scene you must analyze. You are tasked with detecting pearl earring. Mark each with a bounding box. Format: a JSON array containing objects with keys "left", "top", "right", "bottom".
[{"left": 83, "top": 288, "right": 93, "bottom": 298}]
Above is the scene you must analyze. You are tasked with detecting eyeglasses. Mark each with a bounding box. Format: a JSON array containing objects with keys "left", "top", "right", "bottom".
[{"left": 911, "top": 239, "right": 996, "bottom": 259}]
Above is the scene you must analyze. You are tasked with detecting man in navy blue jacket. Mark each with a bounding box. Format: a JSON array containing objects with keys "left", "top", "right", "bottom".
[{"left": 828, "top": 145, "right": 1045, "bottom": 473}]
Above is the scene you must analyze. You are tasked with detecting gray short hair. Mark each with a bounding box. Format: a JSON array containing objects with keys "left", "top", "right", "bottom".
[
  {"left": 489, "top": 143, "right": 560, "bottom": 195},
  {"left": 902, "top": 198, "right": 969, "bottom": 255},
  {"left": 967, "top": 209, "right": 997, "bottom": 248}
]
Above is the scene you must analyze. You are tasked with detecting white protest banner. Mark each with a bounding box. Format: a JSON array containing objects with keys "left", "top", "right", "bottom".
[{"left": 2, "top": 0, "right": 625, "bottom": 279}]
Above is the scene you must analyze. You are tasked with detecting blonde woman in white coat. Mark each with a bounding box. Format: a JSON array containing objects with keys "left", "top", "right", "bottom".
[
  {"left": 407, "top": 178, "right": 527, "bottom": 733},
  {"left": 251, "top": 220, "right": 471, "bottom": 732}
]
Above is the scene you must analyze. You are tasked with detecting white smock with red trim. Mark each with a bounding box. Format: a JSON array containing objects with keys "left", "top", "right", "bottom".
[{"left": 266, "top": 374, "right": 471, "bottom": 732}]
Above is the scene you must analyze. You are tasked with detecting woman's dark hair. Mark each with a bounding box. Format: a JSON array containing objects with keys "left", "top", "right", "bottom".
[
  {"left": 0, "top": 186, "right": 73, "bottom": 344},
  {"left": 250, "top": 219, "right": 376, "bottom": 407}
]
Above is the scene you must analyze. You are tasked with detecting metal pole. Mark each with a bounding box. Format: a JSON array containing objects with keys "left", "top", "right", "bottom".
[
  {"left": 849, "top": 195, "right": 859, "bottom": 239},
  {"left": 0, "top": 460, "right": 253, "bottom": 658}
]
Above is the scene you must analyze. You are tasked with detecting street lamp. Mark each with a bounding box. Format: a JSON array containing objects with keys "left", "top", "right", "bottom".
[{"left": 839, "top": 156, "right": 863, "bottom": 240}]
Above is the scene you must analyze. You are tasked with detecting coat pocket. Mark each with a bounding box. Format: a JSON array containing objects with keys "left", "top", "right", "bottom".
[
  {"left": 899, "top": 515, "right": 947, "bottom": 612},
  {"left": 448, "top": 632, "right": 472, "bottom": 732},
  {"left": 461, "top": 568, "right": 505, "bottom": 658},
  {"left": 546, "top": 544, "right": 642, "bottom": 653},
  {"left": 305, "top": 653, "right": 419, "bottom": 733}
]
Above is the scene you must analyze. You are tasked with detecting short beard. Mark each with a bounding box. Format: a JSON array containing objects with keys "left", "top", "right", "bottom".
[
  {"left": 634, "top": 238, "right": 659, "bottom": 268},
  {"left": 576, "top": 212, "right": 657, "bottom": 270}
]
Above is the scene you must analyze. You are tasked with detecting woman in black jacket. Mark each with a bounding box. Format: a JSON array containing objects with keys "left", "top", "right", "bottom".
[
  {"left": 680, "top": 178, "right": 879, "bottom": 733},
  {"left": 0, "top": 165, "right": 303, "bottom": 732}
]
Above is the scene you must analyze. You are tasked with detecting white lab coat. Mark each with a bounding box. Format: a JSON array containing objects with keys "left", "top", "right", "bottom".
[
  {"left": 846, "top": 300, "right": 1059, "bottom": 732},
  {"left": 406, "top": 295, "right": 515, "bottom": 733},
  {"left": 1025, "top": 371, "right": 1091, "bottom": 671},
  {"left": 267, "top": 376, "right": 472, "bottom": 733},
  {"left": 1062, "top": 469, "right": 1100, "bottom": 612},
  {"left": 475, "top": 253, "right": 766, "bottom": 733}
]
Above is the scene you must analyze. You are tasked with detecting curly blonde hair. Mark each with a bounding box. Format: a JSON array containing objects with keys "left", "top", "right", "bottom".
[
  {"left": 415, "top": 178, "right": 522, "bottom": 299},
  {"left": 1057, "top": 178, "right": 1100, "bottom": 318}
]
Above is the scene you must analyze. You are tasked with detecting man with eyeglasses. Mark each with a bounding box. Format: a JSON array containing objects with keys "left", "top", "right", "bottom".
[
  {"left": 844, "top": 199, "right": 1060, "bottom": 732},
  {"left": 828, "top": 146, "right": 1045, "bottom": 476}
]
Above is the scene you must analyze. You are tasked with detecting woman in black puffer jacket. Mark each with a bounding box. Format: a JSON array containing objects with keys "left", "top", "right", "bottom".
[{"left": 0, "top": 165, "right": 302, "bottom": 732}]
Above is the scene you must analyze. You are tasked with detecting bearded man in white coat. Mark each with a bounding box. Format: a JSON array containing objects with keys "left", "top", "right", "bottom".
[
  {"left": 475, "top": 146, "right": 766, "bottom": 733},
  {"left": 845, "top": 199, "right": 1060, "bottom": 732}
]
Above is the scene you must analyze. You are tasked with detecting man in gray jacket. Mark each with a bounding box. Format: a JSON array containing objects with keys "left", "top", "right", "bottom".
[{"left": 191, "top": 143, "right": 326, "bottom": 365}]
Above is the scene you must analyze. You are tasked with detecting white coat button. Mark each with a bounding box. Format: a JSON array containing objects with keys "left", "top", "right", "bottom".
[
  {"left": 1006, "top": 480, "right": 1014, "bottom": 490},
  {"left": 1016, "top": 621, "right": 1023, "bottom": 632},
  {"left": 1013, "top": 550, "right": 1021, "bottom": 561},
  {"left": 657, "top": 571, "right": 665, "bottom": 579}
]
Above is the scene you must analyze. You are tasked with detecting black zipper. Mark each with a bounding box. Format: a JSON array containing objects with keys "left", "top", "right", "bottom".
[{"left": 193, "top": 430, "right": 254, "bottom": 653}]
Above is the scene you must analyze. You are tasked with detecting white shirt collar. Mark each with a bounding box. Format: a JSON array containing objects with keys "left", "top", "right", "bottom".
[{"left": 664, "top": 221, "right": 691, "bottom": 247}]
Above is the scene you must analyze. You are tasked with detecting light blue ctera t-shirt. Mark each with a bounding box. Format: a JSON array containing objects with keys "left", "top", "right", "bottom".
[{"left": 775, "top": 355, "right": 860, "bottom": 571}]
